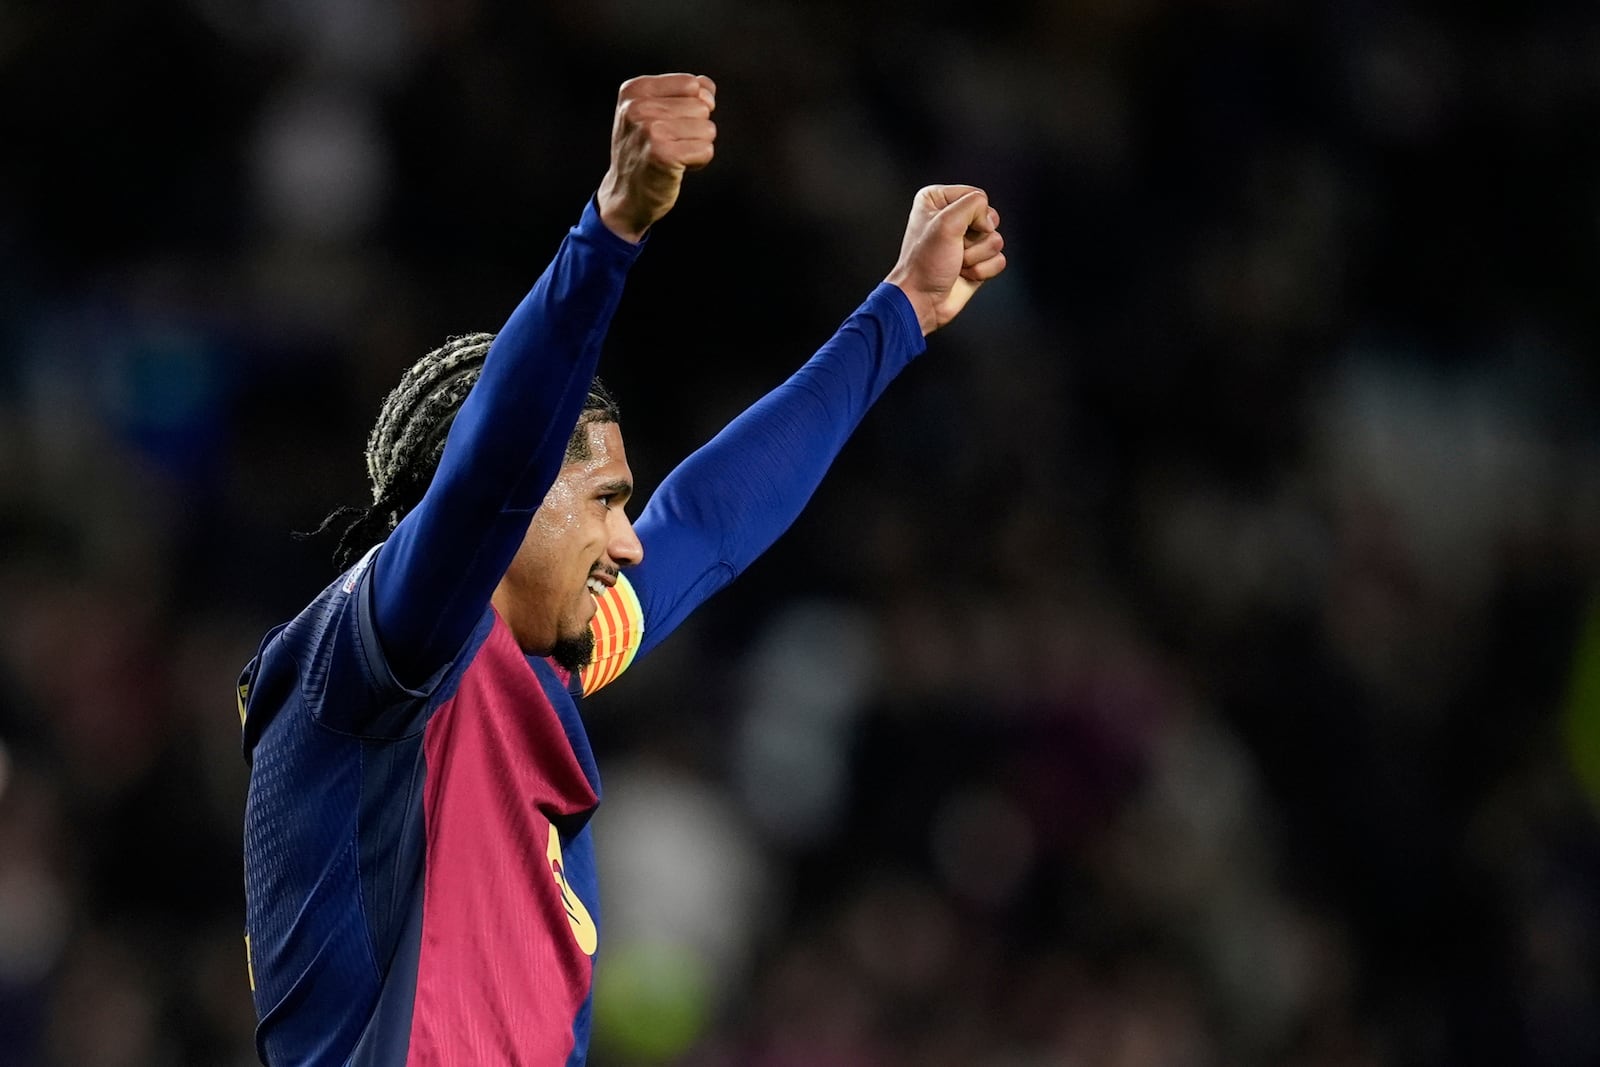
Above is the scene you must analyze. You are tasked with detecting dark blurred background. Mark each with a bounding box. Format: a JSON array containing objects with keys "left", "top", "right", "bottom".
[{"left": 4, "top": 1, "right": 1600, "bottom": 1064}]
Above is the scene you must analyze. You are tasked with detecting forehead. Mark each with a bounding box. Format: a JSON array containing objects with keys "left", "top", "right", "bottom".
[{"left": 568, "top": 421, "right": 631, "bottom": 478}]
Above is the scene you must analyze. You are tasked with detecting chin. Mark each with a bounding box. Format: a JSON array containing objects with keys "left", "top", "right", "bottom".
[{"left": 550, "top": 629, "right": 596, "bottom": 673}]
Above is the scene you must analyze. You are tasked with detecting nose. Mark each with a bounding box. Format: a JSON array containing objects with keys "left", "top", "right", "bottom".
[{"left": 608, "top": 508, "right": 643, "bottom": 568}]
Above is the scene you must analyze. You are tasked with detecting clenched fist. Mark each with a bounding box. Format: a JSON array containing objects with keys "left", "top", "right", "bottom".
[
  {"left": 597, "top": 74, "right": 718, "bottom": 243},
  {"left": 884, "top": 185, "right": 1007, "bottom": 336}
]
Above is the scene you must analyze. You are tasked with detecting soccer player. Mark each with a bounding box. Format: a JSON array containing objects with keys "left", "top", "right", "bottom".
[{"left": 237, "top": 72, "right": 1005, "bottom": 1066}]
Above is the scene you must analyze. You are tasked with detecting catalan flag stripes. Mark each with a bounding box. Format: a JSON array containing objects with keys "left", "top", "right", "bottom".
[{"left": 579, "top": 573, "right": 644, "bottom": 696}]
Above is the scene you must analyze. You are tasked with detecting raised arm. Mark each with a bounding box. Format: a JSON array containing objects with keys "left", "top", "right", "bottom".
[
  {"left": 370, "top": 74, "right": 717, "bottom": 687},
  {"left": 626, "top": 185, "right": 1005, "bottom": 653}
]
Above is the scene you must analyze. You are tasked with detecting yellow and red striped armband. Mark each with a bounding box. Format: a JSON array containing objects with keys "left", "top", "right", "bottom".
[{"left": 579, "top": 573, "right": 645, "bottom": 696}]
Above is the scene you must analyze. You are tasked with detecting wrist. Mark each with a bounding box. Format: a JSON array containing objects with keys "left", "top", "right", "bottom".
[
  {"left": 885, "top": 274, "right": 937, "bottom": 336},
  {"left": 596, "top": 177, "right": 648, "bottom": 244}
]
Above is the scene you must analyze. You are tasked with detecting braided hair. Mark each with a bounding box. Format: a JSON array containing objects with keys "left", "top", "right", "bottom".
[{"left": 308, "top": 332, "right": 620, "bottom": 571}]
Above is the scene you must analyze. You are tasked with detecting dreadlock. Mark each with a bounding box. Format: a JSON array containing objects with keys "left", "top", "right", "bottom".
[{"left": 303, "top": 332, "right": 621, "bottom": 571}]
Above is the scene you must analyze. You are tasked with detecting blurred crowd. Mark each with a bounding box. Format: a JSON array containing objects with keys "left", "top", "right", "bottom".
[{"left": 3, "top": 1, "right": 1600, "bottom": 1064}]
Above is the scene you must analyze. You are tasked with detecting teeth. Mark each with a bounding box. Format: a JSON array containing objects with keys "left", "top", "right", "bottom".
[{"left": 586, "top": 578, "right": 605, "bottom": 596}]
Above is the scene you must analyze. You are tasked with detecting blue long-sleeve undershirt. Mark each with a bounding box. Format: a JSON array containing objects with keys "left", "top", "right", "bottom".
[{"left": 369, "top": 199, "right": 643, "bottom": 685}]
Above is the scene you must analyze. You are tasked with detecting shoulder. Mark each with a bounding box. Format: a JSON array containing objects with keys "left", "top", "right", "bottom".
[
  {"left": 239, "top": 555, "right": 373, "bottom": 740},
  {"left": 281, "top": 548, "right": 382, "bottom": 680},
  {"left": 242, "top": 547, "right": 487, "bottom": 742}
]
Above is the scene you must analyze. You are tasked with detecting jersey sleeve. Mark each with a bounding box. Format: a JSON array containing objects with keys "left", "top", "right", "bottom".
[
  {"left": 365, "top": 199, "right": 643, "bottom": 697},
  {"left": 623, "top": 281, "right": 925, "bottom": 660}
]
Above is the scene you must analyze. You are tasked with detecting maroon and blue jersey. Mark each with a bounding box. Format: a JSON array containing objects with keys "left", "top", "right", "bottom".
[{"left": 239, "top": 195, "right": 926, "bottom": 1066}]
